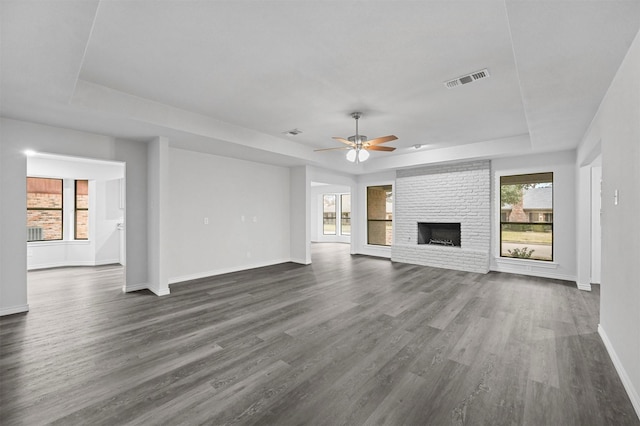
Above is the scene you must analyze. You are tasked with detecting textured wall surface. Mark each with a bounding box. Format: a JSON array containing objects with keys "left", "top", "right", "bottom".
[{"left": 392, "top": 160, "right": 491, "bottom": 273}]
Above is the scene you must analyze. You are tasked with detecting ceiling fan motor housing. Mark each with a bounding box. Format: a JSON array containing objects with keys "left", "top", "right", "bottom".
[{"left": 348, "top": 135, "right": 367, "bottom": 146}]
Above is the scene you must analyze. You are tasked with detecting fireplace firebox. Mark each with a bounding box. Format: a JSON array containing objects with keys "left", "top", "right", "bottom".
[{"left": 417, "top": 222, "right": 461, "bottom": 247}]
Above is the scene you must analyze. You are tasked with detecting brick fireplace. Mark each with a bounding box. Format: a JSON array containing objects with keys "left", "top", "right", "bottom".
[{"left": 391, "top": 160, "right": 491, "bottom": 273}]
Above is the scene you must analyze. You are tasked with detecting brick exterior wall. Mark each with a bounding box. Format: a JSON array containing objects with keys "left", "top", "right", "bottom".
[
  {"left": 27, "top": 193, "right": 63, "bottom": 240},
  {"left": 391, "top": 160, "right": 491, "bottom": 273}
]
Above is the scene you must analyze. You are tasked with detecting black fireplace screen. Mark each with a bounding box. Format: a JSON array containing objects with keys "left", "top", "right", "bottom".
[{"left": 417, "top": 222, "right": 461, "bottom": 246}]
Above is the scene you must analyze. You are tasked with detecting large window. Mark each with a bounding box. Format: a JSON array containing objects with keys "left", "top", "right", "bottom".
[
  {"left": 367, "top": 185, "right": 392, "bottom": 246},
  {"left": 75, "top": 180, "right": 89, "bottom": 240},
  {"left": 27, "top": 177, "right": 63, "bottom": 241},
  {"left": 340, "top": 194, "right": 351, "bottom": 236},
  {"left": 323, "top": 194, "right": 336, "bottom": 235},
  {"left": 500, "top": 173, "right": 553, "bottom": 261}
]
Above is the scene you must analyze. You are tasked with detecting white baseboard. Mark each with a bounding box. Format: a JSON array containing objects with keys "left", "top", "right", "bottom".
[
  {"left": 576, "top": 282, "right": 592, "bottom": 291},
  {"left": 94, "top": 259, "right": 120, "bottom": 266},
  {"left": 491, "top": 262, "right": 576, "bottom": 282},
  {"left": 124, "top": 282, "right": 149, "bottom": 292},
  {"left": 149, "top": 287, "right": 170, "bottom": 296},
  {"left": 28, "top": 259, "right": 120, "bottom": 270},
  {"left": 168, "top": 258, "right": 293, "bottom": 285},
  {"left": 356, "top": 245, "right": 392, "bottom": 259},
  {"left": 598, "top": 325, "right": 640, "bottom": 419},
  {"left": 290, "top": 257, "right": 311, "bottom": 265},
  {"left": 0, "top": 304, "right": 29, "bottom": 317}
]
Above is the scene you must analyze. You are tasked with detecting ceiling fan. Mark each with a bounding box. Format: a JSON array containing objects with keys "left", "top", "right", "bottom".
[{"left": 315, "top": 112, "right": 397, "bottom": 163}]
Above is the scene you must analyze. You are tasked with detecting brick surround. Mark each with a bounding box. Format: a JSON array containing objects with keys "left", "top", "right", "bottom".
[{"left": 391, "top": 160, "right": 491, "bottom": 273}]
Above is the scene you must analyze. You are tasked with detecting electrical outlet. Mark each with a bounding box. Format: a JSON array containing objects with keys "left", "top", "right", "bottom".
[
  {"left": 246, "top": 251, "right": 252, "bottom": 258},
  {"left": 204, "top": 217, "right": 209, "bottom": 225}
]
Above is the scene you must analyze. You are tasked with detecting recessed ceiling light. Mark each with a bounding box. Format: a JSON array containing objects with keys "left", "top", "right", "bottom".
[{"left": 282, "top": 128, "right": 303, "bottom": 136}]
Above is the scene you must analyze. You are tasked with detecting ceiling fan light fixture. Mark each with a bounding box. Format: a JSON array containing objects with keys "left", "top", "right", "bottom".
[
  {"left": 358, "top": 149, "right": 370, "bottom": 162},
  {"left": 346, "top": 149, "right": 357, "bottom": 162}
]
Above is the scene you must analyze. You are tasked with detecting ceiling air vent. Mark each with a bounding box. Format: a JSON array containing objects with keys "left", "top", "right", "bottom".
[
  {"left": 282, "top": 128, "right": 303, "bottom": 136},
  {"left": 444, "top": 68, "right": 490, "bottom": 89}
]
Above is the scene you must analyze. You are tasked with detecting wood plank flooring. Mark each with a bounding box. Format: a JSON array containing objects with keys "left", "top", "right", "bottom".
[{"left": 1, "top": 243, "right": 638, "bottom": 425}]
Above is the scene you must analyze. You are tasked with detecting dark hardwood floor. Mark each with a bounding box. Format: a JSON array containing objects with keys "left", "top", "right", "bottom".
[{"left": 1, "top": 243, "right": 638, "bottom": 425}]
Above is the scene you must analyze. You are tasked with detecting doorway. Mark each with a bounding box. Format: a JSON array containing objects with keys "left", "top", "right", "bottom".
[{"left": 26, "top": 153, "right": 126, "bottom": 295}]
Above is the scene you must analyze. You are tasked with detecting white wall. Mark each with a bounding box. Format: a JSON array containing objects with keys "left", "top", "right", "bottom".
[
  {"left": 0, "top": 118, "right": 149, "bottom": 316},
  {"left": 146, "top": 137, "right": 169, "bottom": 295},
  {"left": 167, "top": 148, "right": 292, "bottom": 283},
  {"left": 579, "top": 29, "right": 640, "bottom": 417},
  {"left": 311, "top": 184, "right": 350, "bottom": 243},
  {"left": 290, "top": 166, "right": 310, "bottom": 264},
  {"left": 491, "top": 150, "right": 577, "bottom": 282}
]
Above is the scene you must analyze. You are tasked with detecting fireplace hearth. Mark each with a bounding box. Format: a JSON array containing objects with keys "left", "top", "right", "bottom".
[{"left": 417, "top": 222, "right": 461, "bottom": 247}]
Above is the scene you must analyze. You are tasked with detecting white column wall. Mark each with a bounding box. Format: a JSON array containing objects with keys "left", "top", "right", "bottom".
[
  {"left": 0, "top": 118, "right": 149, "bottom": 316},
  {"left": 578, "top": 28, "right": 640, "bottom": 418}
]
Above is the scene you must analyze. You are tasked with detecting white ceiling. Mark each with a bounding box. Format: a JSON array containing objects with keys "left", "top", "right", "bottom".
[{"left": 2, "top": 1, "right": 640, "bottom": 174}]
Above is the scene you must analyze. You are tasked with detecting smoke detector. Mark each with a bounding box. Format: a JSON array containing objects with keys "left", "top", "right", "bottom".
[{"left": 444, "top": 68, "right": 490, "bottom": 89}]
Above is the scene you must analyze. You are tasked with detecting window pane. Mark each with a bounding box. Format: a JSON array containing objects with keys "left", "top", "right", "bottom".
[
  {"left": 501, "top": 223, "right": 553, "bottom": 261},
  {"left": 367, "top": 185, "right": 392, "bottom": 246},
  {"left": 27, "top": 210, "right": 62, "bottom": 241},
  {"left": 76, "top": 210, "right": 89, "bottom": 240},
  {"left": 76, "top": 180, "right": 89, "bottom": 209},
  {"left": 27, "top": 177, "right": 63, "bottom": 241},
  {"left": 323, "top": 194, "right": 336, "bottom": 235},
  {"left": 500, "top": 173, "right": 553, "bottom": 261},
  {"left": 340, "top": 194, "right": 351, "bottom": 236},
  {"left": 27, "top": 177, "right": 62, "bottom": 209},
  {"left": 75, "top": 180, "right": 89, "bottom": 240}
]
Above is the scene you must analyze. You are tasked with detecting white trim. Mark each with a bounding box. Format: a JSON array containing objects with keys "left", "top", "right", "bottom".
[
  {"left": 94, "top": 259, "right": 121, "bottom": 266},
  {"left": 0, "top": 304, "right": 29, "bottom": 317},
  {"left": 576, "top": 282, "right": 592, "bottom": 291},
  {"left": 27, "top": 240, "right": 92, "bottom": 247},
  {"left": 491, "top": 260, "right": 575, "bottom": 282},
  {"left": 124, "top": 282, "right": 149, "bottom": 292},
  {"left": 598, "top": 325, "right": 640, "bottom": 419},
  {"left": 357, "top": 244, "right": 392, "bottom": 259},
  {"left": 494, "top": 257, "right": 559, "bottom": 269},
  {"left": 168, "top": 258, "right": 294, "bottom": 285},
  {"left": 27, "top": 259, "right": 121, "bottom": 270},
  {"left": 149, "top": 287, "right": 170, "bottom": 296}
]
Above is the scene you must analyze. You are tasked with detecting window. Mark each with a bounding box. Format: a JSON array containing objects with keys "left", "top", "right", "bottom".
[
  {"left": 323, "top": 194, "right": 336, "bottom": 235},
  {"left": 75, "top": 180, "right": 89, "bottom": 240},
  {"left": 500, "top": 173, "right": 553, "bottom": 261},
  {"left": 27, "top": 177, "right": 63, "bottom": 241},
  {"left": 367, "top": 185, "right": 392, "bottom": 246},
  {"left": 340, "top": 194, "right": 351, "bottom": 236}
]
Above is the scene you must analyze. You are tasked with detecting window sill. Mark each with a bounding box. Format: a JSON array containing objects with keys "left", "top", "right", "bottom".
[
  {"left": 28, "top": 240, "right": 91, "bottom": 247},
  {"left": 494, "top": 257, "right": 558, "bottom": 269}
]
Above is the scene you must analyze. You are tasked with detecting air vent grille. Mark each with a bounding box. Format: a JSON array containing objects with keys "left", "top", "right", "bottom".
[
  {"left": 444, "top": 68, "right": 490, "bottom": 89},
  {"left": 282, "top": 128, "right": 303, "bottom": 136}
]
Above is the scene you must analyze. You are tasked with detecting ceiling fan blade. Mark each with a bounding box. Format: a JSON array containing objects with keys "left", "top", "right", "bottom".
[
  {"left": 314, "top": 146, "right": 351, "bottom": 152},
  {"left": 366, "top": 145, "right": 396, "bottom": 152},
  {"left": 332, "top": 137, "right": 356, "bottom": 147},
  {"left": 366, "top": 135, "right": 398, "bottom": 146}
]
